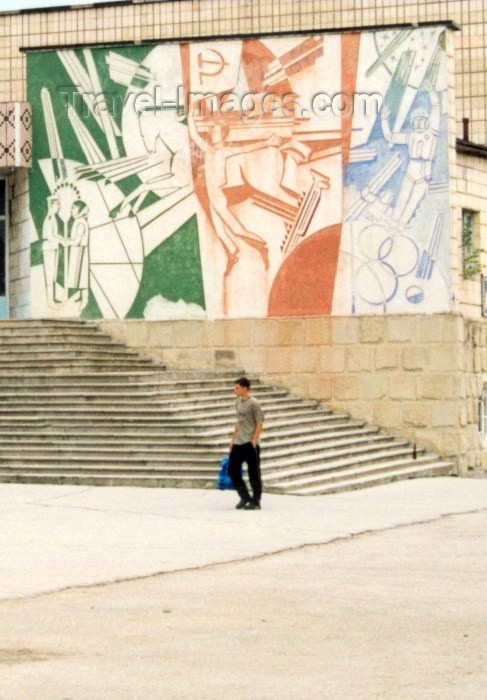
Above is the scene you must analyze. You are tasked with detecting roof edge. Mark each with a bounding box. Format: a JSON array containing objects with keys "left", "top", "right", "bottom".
[{"left": 18, "top": 18, "right": 461, "bottom": 53}]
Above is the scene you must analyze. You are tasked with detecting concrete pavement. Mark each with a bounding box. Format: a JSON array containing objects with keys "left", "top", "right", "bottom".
[{"left": 2, "top": 476, "right": 487, "bottom": 600}]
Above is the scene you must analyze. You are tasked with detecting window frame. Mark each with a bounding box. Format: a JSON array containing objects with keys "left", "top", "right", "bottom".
[{"left": 462, "top": 208, "right": 481, "bottom": 280}]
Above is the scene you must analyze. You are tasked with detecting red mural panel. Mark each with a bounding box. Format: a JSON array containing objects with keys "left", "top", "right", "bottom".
[{"left": 268, "top": 224, "right": 342, "bottom": 316}]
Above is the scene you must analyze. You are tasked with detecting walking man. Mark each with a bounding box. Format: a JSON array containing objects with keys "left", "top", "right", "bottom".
[{"left": 229, "top": 377, "right": 264, "bottom": 510}]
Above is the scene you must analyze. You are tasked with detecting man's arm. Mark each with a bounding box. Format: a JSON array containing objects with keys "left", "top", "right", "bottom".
[
  {"left": 251, "top": 421, "right": 264, "bottom": 448},
  {"left": 229, "top": 422, "right": 238, "bottom": 452}
]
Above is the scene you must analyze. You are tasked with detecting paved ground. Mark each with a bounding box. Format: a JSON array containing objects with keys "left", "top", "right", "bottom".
[{"left": 1, "top": 478, "right": 486, "bottom": 698}]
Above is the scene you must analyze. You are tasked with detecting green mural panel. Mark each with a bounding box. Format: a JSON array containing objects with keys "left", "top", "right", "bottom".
[
  {"left": 126, "top": 215, "right": 205, "bottom": 319},
  {"left": 81, "top": 290, "right": 103, "bottom": 320}
]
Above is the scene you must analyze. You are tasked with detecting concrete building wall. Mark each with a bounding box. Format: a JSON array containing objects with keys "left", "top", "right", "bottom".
[
  {"left": 8, "top": 169, "right": 30, "bottom": 318},
  {"left": 454, "top": 152, "right": 487, "bottom": 319}
]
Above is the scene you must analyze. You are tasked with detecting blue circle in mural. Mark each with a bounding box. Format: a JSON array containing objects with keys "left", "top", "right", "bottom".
[
  {"left": 406, "top": 285, "right": 424, "bottom": 304},
  {"left": 355, "top": 259, "right": 398, "bottom": 306}
]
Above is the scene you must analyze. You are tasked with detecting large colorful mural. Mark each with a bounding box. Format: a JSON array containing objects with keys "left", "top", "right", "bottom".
[{"left": 27, "top": 28, "right": 451, "bottom": 320}]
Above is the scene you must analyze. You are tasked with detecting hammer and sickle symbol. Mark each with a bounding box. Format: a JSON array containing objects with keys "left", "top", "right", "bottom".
[{"left": 198, "top": 49, "right": 229, "bottom": 83}]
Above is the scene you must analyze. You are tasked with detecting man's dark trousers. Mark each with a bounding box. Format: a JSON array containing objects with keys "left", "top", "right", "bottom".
[{"left": 228, "top": 442, "right": 261, "bottom": 504}]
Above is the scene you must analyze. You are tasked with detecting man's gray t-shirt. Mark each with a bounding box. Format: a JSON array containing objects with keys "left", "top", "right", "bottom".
[{"left": 234, "top": 396, "right": 264, "bottom": 445}]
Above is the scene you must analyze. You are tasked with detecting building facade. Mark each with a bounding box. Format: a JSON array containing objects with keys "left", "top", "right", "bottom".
[{"left": 1, "top": 0, "right": 487, "bottom": 474}]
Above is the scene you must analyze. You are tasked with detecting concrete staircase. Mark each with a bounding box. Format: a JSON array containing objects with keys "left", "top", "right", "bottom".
[{"left": 0, "top": 320, "right": 455, "bottom": 495}]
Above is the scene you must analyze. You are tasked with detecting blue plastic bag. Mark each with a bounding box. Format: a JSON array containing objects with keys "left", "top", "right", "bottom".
[
  {"left": 217, "top": 456, "right": 245, "bottom": 490},
  {"left": 217, "top": 456, "right": 234, "bottom": 490}
]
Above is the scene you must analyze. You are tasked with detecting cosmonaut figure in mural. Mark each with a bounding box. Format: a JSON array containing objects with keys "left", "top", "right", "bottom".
[
  {"left": 41, "top": 195, "right": 63, "bottom": 307},
  {"left": 65, "top": 200, "right": 90, "bottom": 309},
  {"left": 380, "top": 91, "right": 441, "bottom": 227},
  {"left": 188, "top": 106, "right": 282, "bottom": 276}
]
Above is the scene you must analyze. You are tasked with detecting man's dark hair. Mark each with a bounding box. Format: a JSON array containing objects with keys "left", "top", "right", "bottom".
[{"left": 235, "top": 376, "right": 250, "bottom": 389}]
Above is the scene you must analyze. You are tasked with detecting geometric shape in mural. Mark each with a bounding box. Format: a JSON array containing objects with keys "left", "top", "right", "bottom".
[
  {"left": 90, "top": 263, "right": 141, "bottom": 319},
  {"left": 0, "top": 101, "right": 32, "bottom": 169}
]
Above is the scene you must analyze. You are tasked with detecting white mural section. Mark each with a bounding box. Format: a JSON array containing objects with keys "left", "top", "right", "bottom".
[{"left": 333, "top": 27, "right": 451, "bottom": 315}]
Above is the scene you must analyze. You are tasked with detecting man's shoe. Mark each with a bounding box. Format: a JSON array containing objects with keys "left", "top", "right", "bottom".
[
  {"left": 235, "top": 499, "right": 249, "bottom": 509},
  {"left": 244, "top": 501, "right": 261, "bottom": 510}
]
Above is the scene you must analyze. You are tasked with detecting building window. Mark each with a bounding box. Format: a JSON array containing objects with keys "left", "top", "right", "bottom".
[
  {"left": 479, "top": 387, "right": 487, "bottom": 440},
  {"left": 462, "top": 209, "right": 481, "bottom": 280}
]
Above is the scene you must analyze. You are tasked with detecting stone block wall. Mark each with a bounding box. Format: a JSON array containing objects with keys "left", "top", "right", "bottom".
[
  {"left": 8, "top": 169, "right": 30, "bottom": 319},
  {"left": 99, "top": 313, "right": 486, "bottom": 475}
]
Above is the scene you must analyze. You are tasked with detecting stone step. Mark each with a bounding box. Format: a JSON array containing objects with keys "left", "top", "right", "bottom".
[
  {"left": 0, "top": 412, "right": 352, "bottom": 435},
  {"left": 283, "top": 459, "right": 454, "bottom": 495},
  {"left": 264, "top": 433, "right": 394, "bottom": 458},
  {"left": 0, "top": 453, "right": 222, "bottom": 469},
  {"left": 262, "top": 421, "right": 375, "bottom": 443},
  {"left": 0, "top": 353, "right": 155, "bottom": 363},
  {"left": 267, "top": 452, "right": 444, "bottom": 492},
  {"left": 0, "top": 421, "right": 371, "bottom": 446},
  {"left": 0, "top": 459, "right": 453, "bottom": 492},
  {"left": 0, "top": 320, "right": 93, "bottom": 330},
  {"left": 0, "top": 371, "right": 165, "bottom": 383},
  {"left": 0, "top": 440, "right": 409, "bottom": 470},
  {"left": 142, "top": 385, "right": 284, "bottom": 400},
  {"left": 0, "top": 371, "right": 252, "bottom": 384},
  {"left": 0, "top": 349, "right": 152, "bottom": 360},
  {"left": 131, "top": 369, "right": 245, "bottom": 380},
  {"left": 0, "top": 432, "right": 394, "bottom": 463},
  {"left": 0, "top": 362, "right": 159, "bottom": 372},
  {"left": 0, "top": 402, "right": 326, "bottom": 419},
  {"left": 0, "top": 384, "right": 162, "bottom": 395},
  {"left": 0, "top": 472, "right": 215, "bottom": 489},
  {"left": 264, "top": 444, "right": 416, "bottom": 482},
  {"left": 0, "top": 398, "right": 320, "bottom": 419},
  {"left": 0, "top": 443, "right": 221, "bottom": 457},
  {"left": 0, "top": 371, "right": 251, "bottom": 385},
  {"left": 0, "top": 335, "right": 126, "bottom": 346},
  {"left": 0, "top": 464, "right": 218, "bottom": 477},
  {"left": 0, "top": 393, "right": 307, "bottom": 409},
  {"left": 0, "top": 386, "right": 289, "bottom": 401},
  {"left": 0, "top": 325, "right": 121, "bottom": 339},
  {"left": 0, "top": 347, "right": 146, "bottom": 358}
]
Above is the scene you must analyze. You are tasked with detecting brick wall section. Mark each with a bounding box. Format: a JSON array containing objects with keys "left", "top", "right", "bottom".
[
  {"left": 7, "top": 169, "right": 30, "bottom": 319},
  {"left": 0, "top": 0, "right": 486, "bottom": 142},
  {"left": 99, "top": 314, "right": 486, "bottom": 475}
]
